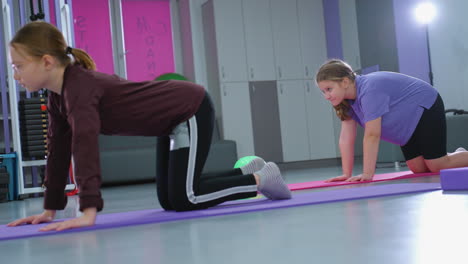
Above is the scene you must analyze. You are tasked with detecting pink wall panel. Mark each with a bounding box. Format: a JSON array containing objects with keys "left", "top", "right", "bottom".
[
  {"left": 48, "top": 0, "right": 56, "bottom": 25},
  {"left": 121, "top": 0, "right": 175, "bottom": 81},
  {"left": 178, "top": 0, "right": 194, "bottom": 81},
  {"left": 72, "top": 0, "right": 115, "bottom": 74}
]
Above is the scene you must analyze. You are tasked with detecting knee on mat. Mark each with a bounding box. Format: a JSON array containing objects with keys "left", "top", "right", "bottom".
[
  {"left": 160, "top": 202, "right": 174, "bottom": 211},
  {"left": 406, "top": 162, "right": 430, "bottom": 174},
  {"left": 410, "top": 167, "right": 431, "bottom": 174},
  {"left": 172, "top": 203, "right": 207, "bottom": 212},
  {"left": 426, "top": 164, "right": 442, "bottom": 174},
  {"left": 424, "top": 159, "right": 446, "bottom": 174},
  {"left": 169, "top": 197, "right": 200, "bottom": 212}
]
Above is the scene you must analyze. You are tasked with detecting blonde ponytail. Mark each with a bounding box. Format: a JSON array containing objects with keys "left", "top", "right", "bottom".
[{"left": 11, "top": 21, "right": 96, "bottom": 70}]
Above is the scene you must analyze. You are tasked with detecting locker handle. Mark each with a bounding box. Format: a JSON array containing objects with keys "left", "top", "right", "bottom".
[
  {"left": 221, "top": 66, "right": 225, "bottom": 79},
  {"left": 306, "top": 82, "right": 310, "bottom": 92},
  {"left": 223, "top": 85, "right": 227, "bottom": 96},
  {"left": 278, "top": 67, "right": 282, "bottom": 78},
  {"left": 250, "top": 68, "right": 254, "bottom": 79},
  {"left": 280, "top": 84, "right": 283, "bottom": 94},
  {"left": 305, "top": 66, "right": 309, "bottom": 77}
]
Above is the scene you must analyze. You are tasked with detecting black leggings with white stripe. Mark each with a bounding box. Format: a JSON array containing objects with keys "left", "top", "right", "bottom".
[{"left": 156, "top": 92, "right": 257, "bottom": 211}]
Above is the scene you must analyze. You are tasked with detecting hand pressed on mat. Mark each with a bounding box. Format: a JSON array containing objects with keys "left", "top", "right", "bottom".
[
  {"left": 345, "top": 173, "right": 374, "bottom": 182},
  {"left": 325, "top": 175, "right": 351, "bottom": 182},
  {"left": 325, "top": 173, "right": 374, "bottom": 182},
  {"left": 40, "top": 208, "right": 97, "bottom": 232},
  {"left": 7, "top": 207, "right": 97, "bottom": 232},
  {"left": 7, "top": 209, "right": 56, "bottom": 226}
]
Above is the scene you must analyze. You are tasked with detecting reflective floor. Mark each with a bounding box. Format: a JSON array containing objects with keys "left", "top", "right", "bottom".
[{"left": 1, "top": 163, "right": 467, "bottom": 264}]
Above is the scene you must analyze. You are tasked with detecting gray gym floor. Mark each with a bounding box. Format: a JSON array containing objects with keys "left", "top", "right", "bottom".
[{"left": 1, "top": 162, "right": 467, "bottom": 264}]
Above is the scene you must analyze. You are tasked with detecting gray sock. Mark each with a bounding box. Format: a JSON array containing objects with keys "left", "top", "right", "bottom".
[
  {"left": 448, "top": 147, "right": 467, "bottom": 155},
  {"left": 256, "top": 162, "right": 291, "bottom": 200},
  {"left": 240, "top": 157, "right": 266, "bottom": 175},
  {"left": 456, "top": 147, "right": 467, "bottom": 152}
]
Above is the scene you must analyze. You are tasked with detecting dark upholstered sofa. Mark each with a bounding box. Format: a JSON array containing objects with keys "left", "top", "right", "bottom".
[{"left": 99, "top": 120, "right": 237, "bottom": 185}]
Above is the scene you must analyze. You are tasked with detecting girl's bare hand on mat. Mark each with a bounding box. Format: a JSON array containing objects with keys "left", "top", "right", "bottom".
[
  {"left": 346, "top": 174, "right": 374, "bottom": 182},
  {"left": 7, "top": 210, "right": 56, "bottom": 227},
  {"left": 325, "top": 175, "right": 351, "bottom": 182},
  {"left": 39, "top": 207, "right": 97, "bottom": 232}
]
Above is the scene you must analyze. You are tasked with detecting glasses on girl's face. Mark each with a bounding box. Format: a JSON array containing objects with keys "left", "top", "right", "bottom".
[
  {"left": 12, "top": 59, "right": 38, "bottom": 75},
  {"left": 11, "top": 64, "right": 24, "bottom": 74},
  {"left": 320, "top": 87, "right": 333, "bottom": 97}
]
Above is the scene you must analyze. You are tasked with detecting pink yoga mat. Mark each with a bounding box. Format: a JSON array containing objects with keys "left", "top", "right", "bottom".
[{"left": 287, "top": 170, "right": 438, "bottom": 191}]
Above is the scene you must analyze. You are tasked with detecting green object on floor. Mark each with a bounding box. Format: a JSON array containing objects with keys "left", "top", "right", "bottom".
[{"left": 233, "top": 156, "right": 259, "bottom": 169}]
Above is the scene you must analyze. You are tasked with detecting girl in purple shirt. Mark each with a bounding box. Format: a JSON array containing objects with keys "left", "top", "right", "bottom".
[
  {"left": 316, "top": 59, "right": 468, "bottom": 182},
  {"left": 7, "top": 22, "right": 290, "bottom": 231}
]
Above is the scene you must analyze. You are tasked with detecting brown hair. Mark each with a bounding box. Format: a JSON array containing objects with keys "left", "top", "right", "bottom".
[
  {"left": 10, "top": 21, "right": 96, "bottom": 70},
  {"left": 316, "top": 59, "right": 356, "bottom": 121}
]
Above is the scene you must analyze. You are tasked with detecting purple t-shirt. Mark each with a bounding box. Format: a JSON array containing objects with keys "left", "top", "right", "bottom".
[{"left": 348, "top": 71, "right": 438, "bottom": 145}]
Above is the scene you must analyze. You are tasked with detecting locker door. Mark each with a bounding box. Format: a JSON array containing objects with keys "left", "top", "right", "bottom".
[
  {"left": 277, "top": 80, "right": 310, "bottom": 162},
  {"left": 220, "top": 82, "right": 255, "bottom": 158},
  {"left": 242, "top": 0, "right": 276, "bottom": 81},
  {"left": 304, "top": 80, "right": 337, "bottom": 159},
  {"left": 270, "top": 0, "right": 303, "bottom": 80}
]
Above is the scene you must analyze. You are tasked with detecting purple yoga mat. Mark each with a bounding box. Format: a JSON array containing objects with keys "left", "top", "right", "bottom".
[{"left": 0, "top": 183, "right": 441, "bottom": 241}]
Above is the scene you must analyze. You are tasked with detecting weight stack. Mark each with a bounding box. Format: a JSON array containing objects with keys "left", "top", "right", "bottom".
[
  {"left": 0, "top": 166, "right": 9, "bottom": 203},
  {"left": 19, "top": 98, "right": 48, "bottom": 160}
]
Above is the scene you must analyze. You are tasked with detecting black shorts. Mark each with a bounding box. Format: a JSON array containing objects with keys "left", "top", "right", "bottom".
[{"left": 401, "top": 94, "right": 446, "bottom": 161}]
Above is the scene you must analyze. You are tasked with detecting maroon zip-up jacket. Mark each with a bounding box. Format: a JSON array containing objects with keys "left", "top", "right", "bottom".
[{"left": 44, "top": 64, "right": 205, "bottom": 212}]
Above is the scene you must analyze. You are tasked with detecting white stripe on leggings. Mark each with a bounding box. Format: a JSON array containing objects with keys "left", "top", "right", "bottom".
[{"left": 185, "top": 116, "right": 257, "bottom": 204}]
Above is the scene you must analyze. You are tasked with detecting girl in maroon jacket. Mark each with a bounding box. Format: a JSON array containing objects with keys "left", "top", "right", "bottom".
[{"left": 7, "top": 22, "right": 290, "bottom": 231}]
